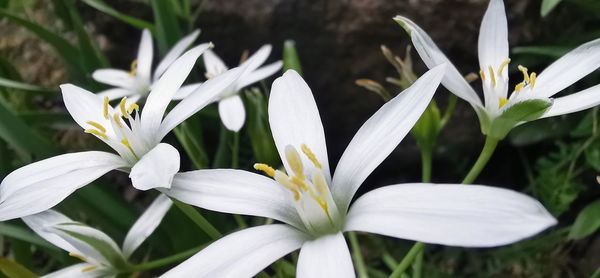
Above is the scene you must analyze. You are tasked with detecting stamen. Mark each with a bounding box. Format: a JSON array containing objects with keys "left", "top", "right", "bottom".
[
  {"left": 84, "top": 129, "right": 108, "bottom": 140},
  {"left": 285, "top": 146, "right": 305, "bottom": 180},
  {"left": 290, "top": 176, "right": 310, "bottom": 192},
  {"left": 479, "top": 69, "right": 485, "bottom": 81},
  {"left": 497, "top": 58, "right": 511, "bottom": 75},
  {"left": 121, "top": 138, "right": 139, "bottom": 160},
  {"left": 254, "top": 163, "right": 275, "bottom": 178},
  {"left": 274, "top": 171, "right": 300, "bottom": 200},
  {"left": 113, "top": 113, "right": 124, "bottom": 128},
  {"left": 129, "top": 59, "right": 138, "bottom": 76},
  {"left": 301, "top": 144, "right": 322, "bottom": 169},
  {"left": 81, "top": 265, "right": 98, "bottom": 273},
  {"left": 128, "top": 103, "right": 139, "bottom": 114},
  {"left": 518, "top": 65, "right": 529, "bottom": 83},
  {"left": 529, "top": 72, "right": 537, "bottom": 89},
  {"left": 488, "top": 66, "right": 496, "bottom": 88},
  {"left": 498, "top": 97, "right": 508, "bottom": 108},
  {"left": 119, "top": 97, "right": 129, "bottom": 118},
  {"left": 515, "top": 82, "right": 524, "bottom": 93},
  {"left": 85, "top": 121, "right": 106, "bottom": 133},
  {"left": 69, "top": 252, "right": 87, "bottom": 262},
  {"left": 103, "top": 96, "right": 109, "bottom": 120}
]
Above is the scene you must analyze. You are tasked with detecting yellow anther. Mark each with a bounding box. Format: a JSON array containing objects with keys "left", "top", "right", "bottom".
[
  {"left": 290, "top": 176, "right": 310, "bottom": 192},
  {"left": 301, "top": 144, "right": 322, "bottom": 169},
  {"left": 119, "top": 97, "right": 129, "bottom": 118},
  {"left": 479, "top": 69, "right": 485, "bottom": 81},
  {"left": 81, "top": 265, "right": 98, "bottom": 273},
  {"left": 497, "top": 58, "right": 511, "bottom": 75},
  {"left": 515, "top": 82, "right": 525, "bottom": 93},
  {"left": 285, "top": 146, "right": 305, "bottom": 180},
  {"left": 128, "top": 103, "right": 139, "bottom": 114},
  {"left": 274, "top": 171, "right": 301, "bottom": 200},
  {"left": 499, "top": 97, "right": 508, "bottom": 108},
  {"left": 488, "top": 65, "right": 496, "bottom": 88},
  {"left": 85, "top": 121, "right": 106, "bottom": 133},
  {"left": 113, "top": 113, "right": 123, "bottom": 128},
  {"left": 69, "top": 252, "right": 87, "bottom": 262},
  {"left": 103, "top": 96, "right": 109, "bottom": 120},
  {"left": 84, "top": 129, "right": 108, "bottom": 140},
  {"left": 129, "top": 59, "right": 138, "bottom": 76},
  {"left": 254, "top": 163, "right": 275, "bottom": 178},
  {"left": 121, "top": 138, "right": 139, "bottom": 160},
  {"left": 518, "top": 65, "right": 529, "bottom": 84},
  {"left": 529, "top": 72, "right": 537, "bottom": 89}
]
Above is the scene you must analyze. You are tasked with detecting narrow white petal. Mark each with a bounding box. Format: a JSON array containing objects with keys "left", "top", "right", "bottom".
[
  {"left": 22, "top": 210, "right": 79, "bottom": 254},
  {"left": 218, "top": 95, "right": 246, "bottom": 132},
  {"left": 172, "top": 83, "right": 203, "bottom": 100},
  {"left": 130, "top": 143, "right": 180, "bottom": 191},
  {"left": 42, "top": 263, "right": 109, "bottom": 278},
  {"left": 542, "top": 84, "right": 600, "bottom": 118},
  {"left": 240, "top": 44, "right": 273, "bottom": 74},
  {"left": 269, "top": 70, "right": 331, "bottom": 182},
  {"left": 161, "top": 224, "right": 307, "bottom": 278},
  {"left": 297, "top": 233, "right": 355, "bottom": 278},
  {"left": 236, "top": 61, "right": 283, "bottom": 90},
  {"left": 158, "top": 67, "right": 244, "bottom": 139},
  {"left": 203, "top": 49, "right": 228, "bottom": 76},
  {"left": 154, "top": 30, "right": 201, "bottom": 81},
  {"left": 393, "top": 16, "right": 482, "bottom": 107},
  {"left": 141, "top": 43, "right": 212, "bottom": 139},
  {"left": 165, "top": 169, "right": 304, "bottom": 229},
  {"left": 477, "top": 0, "right": 509, "bottom": 73},
  {"left": 0, "top": 152, "right": 128, "bottom": 221},
  {"left": 331, "top": 64, "right": 446, "bottom": 213},
  {"left": 122, "top": 194, "right": 172, "bottom": 258},
  {"left": 61, "top": 84, "right": 114, "bottom": 134},
  {"left": 96, "top": 88, "right": 134, "bottom": 101},
  {"left": 136, "top": 29, "right": 153, "bottom": 83},
  {"left": 92, "top": 69, "right": 137, "bottom": 89},
  {"left": 344, "top": 183, "right": 557, "bottom": 247},
  {"left": 534, "top": 38, "right": 600, "bottom": 97},
  {"left": 50, "top": 222, "right": 124, "bottom": 266}
]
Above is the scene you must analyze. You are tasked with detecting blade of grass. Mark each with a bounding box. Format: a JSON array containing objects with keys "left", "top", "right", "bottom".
[
  {"left": 0, "top": 77, "right": 56, "bottom": 94},
  {"left": 0, "top": 223, "right": 59, "bottom": 251},
  {"left": 0, "top": 100, "right": 55, "bottom": 160},
  {"left": 82, "top": 0, "right": 155, "bottom": 31},
  {"left": 151, "top": 0, "right": 182, "bottom": 54}
]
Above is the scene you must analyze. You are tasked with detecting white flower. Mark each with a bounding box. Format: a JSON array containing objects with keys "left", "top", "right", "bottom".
[
  {"left": 175, "top": 45, "right": 283, "bottom": 132},
  {"left": 0, "top": 45, "right": 244, "bottom": 221},
  {"left": 395, "top": 0, "right": 600, "bottom": 139},
  {"left": 161, "top": 67, "right": 556, "bottom": 277},
  {"left": 23, "top": 195, "right": 172, "bottom": 278},
  {"left": 92, "top": 29, "right": 200, "bottom": 104}
]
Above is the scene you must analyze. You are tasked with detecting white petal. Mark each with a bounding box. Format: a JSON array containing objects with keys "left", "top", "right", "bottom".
[
  {"left": 122, "top": 194, "right": 172, "bottom": 258},
  {"left": 240, "top": 44, "right": 273, "bottom": 74},
  {"left": 236, "top": 61, "right": 283, "bottom": 90},
  {"left": 22, "top": 210, "right": 79, "bottom": 254},
  {"left": 477, "top": 0, "right": 509, "bottom": 73},
  {"left": 393, "top": 16, "right": 482, "bottom": 107},
  {"left": 269, "top": 70, "right": 331, "bottom": 182},
  {"left": 130, "top": 143, "right": 180, "bottom": 191},
  {"left": 542, "top": 84, "right": 600, "bottom": 118},
  {"left": 92, "top": 69, "right": 137, "bottom": 89},
  {"left": 219, "top": 95, "right": 246, "bottom": 132},
  {"left": 344, "top": 183, "right": 557, "bottom": 247},
  {"left": 61, "top": 84, "right": 114, "bottom": 134},
  {"left": 50, "top": 222, "right": 124, "bottom": 266},
  {"left": 0, "top": 152, "right": 128, "bottom": 221},
  {"left": 158, "top": 67, "right": 244, "bottom": 139},
  {"left": 136, "top": 29, "right": 153, "bottom": 83},
  {"left": 141, "top": 43, "right": 212, "bottom": 139},
  {"left": 96, "top": 88, "right": 134, "bottom": 101},
  {"left": 154, "top": 30, "right": 201, "bottom": 81},
  {"left": 203, "top": 49, "right": 228, "bottom": 76},
  {"left": 534, "top": 38, "right": 600, "bottom": 97},
  {"left": 172, "top": 83, "right": 203, "bottom": 100},
  {"left": 165, "top": 169, "right": 304, "bottom": 229},
  {"left": 297, "top": 232, "right": 355, "bottom": 278},
  {"left": 331, "top": 64, "right": 446, "bottom": 213},
  {"left": 161, "top": 224, "right": 307, "bottom": 278},
  {"left": 42, "top": 263, "right": 110, "bottom": 278}
]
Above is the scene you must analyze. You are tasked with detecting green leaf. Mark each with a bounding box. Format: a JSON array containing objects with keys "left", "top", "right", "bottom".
[
  {"left": 585, "top": 140, "right": 600, "bottom": 171},
  {"left": 82, "top": 0, "right": 155, "bottom": 31},
  {"left": 0, "top": 258, "right": 37, "bottom": 278},
  {"left": 283, "top": 40, "right": 303, "bottom": 75},
  {"left": 509, "top": 117, "right": 572, "bottom": 146},
  {"left": 151, "top": 0, "right": 182, "bottom": 54},
  {"left": 0, "top": 223, "right": 58, "bottom": 251},
  {"left": 0, "top": 77, "right": 56, "bottom": 94},
  {"left": 569, "top": 200, "right": 600, "bottom": 239},
  {"left": 173, "top": 118, "right": 209, "bottom": 169},
  {"left": 512, "top": 46, "right": 570, "bottom": 59},
  {"left": 246, "top": 89, "right": 280, "bottom": 166},
  {"left": 485, "top": 99, "right": 552, "bottom": 140},
  {"left": 541, "top": 0, "right": 563, "bottom": 17}
]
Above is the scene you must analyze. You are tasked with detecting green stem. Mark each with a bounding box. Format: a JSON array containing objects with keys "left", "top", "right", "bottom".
[
  {"left": 412, "top": 249, "right": 423, "bottom": 278},
  {"left": 349, "top": 232, "right": 369, "bottom": 278},
  {"left": 389, "top": 242, "right": 424, "bottom": 278},
  {"left": 231, "top": 131, "right": 240, "bottom": 168},
  {"left": 461, "top": 136, "right": 499, "bottom": 184},
  {"left": 420, "top": 147, "right": 432, "bottom": 183},
  {"left": 172, "top": 199, "right": 222, "bottom": 240},
  {"left": 130, "top": 244, "right": 205, "bottom": 271}
]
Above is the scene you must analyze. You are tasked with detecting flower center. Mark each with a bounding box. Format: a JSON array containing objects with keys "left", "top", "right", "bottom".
[{"left": 254, "top": 144, "right": 341, "bottom": 235}]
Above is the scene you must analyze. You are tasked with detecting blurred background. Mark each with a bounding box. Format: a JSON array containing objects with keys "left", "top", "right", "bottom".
[{"left": 0, "top": 0, "right": 599, "bottom": 277}]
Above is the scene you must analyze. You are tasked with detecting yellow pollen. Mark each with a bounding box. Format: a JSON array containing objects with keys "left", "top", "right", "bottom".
[
  {"left": 254, "top": 163, "right": 275, "bottom": 178},
  {"left": 499, "top": 97, "right": 508, "bottom": 108},
  {"left": 103, "top": 96, "right": 109, "bottom": 119},
  {"left": 69, "top": 252, "right": 87, "bottom": 262},
  {"left": 479, "top": 69, "right": 485, "bottom": 81},
  {"left": 81, "top": 265, "right": 98, "bottom": 273},
  {"left": 85, "top": 121, "right": 106, "bottom": 133},
  {"left": 488, "top": 66, "right": 496, "bottom": 88},
  {"left": 129, "top": 59, "right": 138, "bottom": 76},
  {"left": 285, "top": 146, "right": 305, "bottom": 180},
  {"left": 119, "top": 97, "right": 129, "bottom": 118},
  {"left": 518, "top": 65, "right": 529, "bottom": 83},
  {"left": 497, "top": 58, "right": 511, "bottom": 75},
  {"left": 113, "top": 113, "right": 123, "bottom": 128},
  {"left": 301, "top": 144, "right": 322, "bottom": 169},
  {"left": 515, "top": 82, "right": 525, "bottom": 93},
  {"left": 121, "top": 138, "right": 139, "bottom": 160},
  {"left": 529, "top": 72, "right": 537, "bottom": 89},
  {"left": 128, "top": 103, "right": 139, "bottom": 114},
  {"left": 84, "top": 129, "right": 108, "bottom": 140}
]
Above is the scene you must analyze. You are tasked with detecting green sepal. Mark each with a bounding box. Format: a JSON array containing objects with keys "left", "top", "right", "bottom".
[
  {"left": 411, "top": 100, "right": 442, "bottom": 153},
  {"left": 482, "top": 99, "right": 552, "bottom": 140}
]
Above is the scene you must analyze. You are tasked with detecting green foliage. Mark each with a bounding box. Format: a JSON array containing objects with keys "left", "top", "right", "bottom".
[
  {"left": 82, "top": 0, "right": 155, "bottom": 31},
  {"left": 283, "top": 40, "right": 303, "bottom": 75},
  {"left": 541, "top": 0, "right": 563, "bottom": 17},
  {"left": 483, "top": 99, "right": 552, "bottom": 140},
  {"left": 246, "top": 88, "right": 280, "bottom": 167},
  {"left": 0, "top": 258, "right": 37, "bottom": 278},
  {"left": 569, "top": 200, "right": 600, "bottom": 239}
]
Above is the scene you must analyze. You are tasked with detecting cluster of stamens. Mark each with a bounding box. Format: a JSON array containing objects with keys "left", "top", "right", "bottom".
[{"left": 479, "top": 58, "right": 538, "bottom": 108}]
